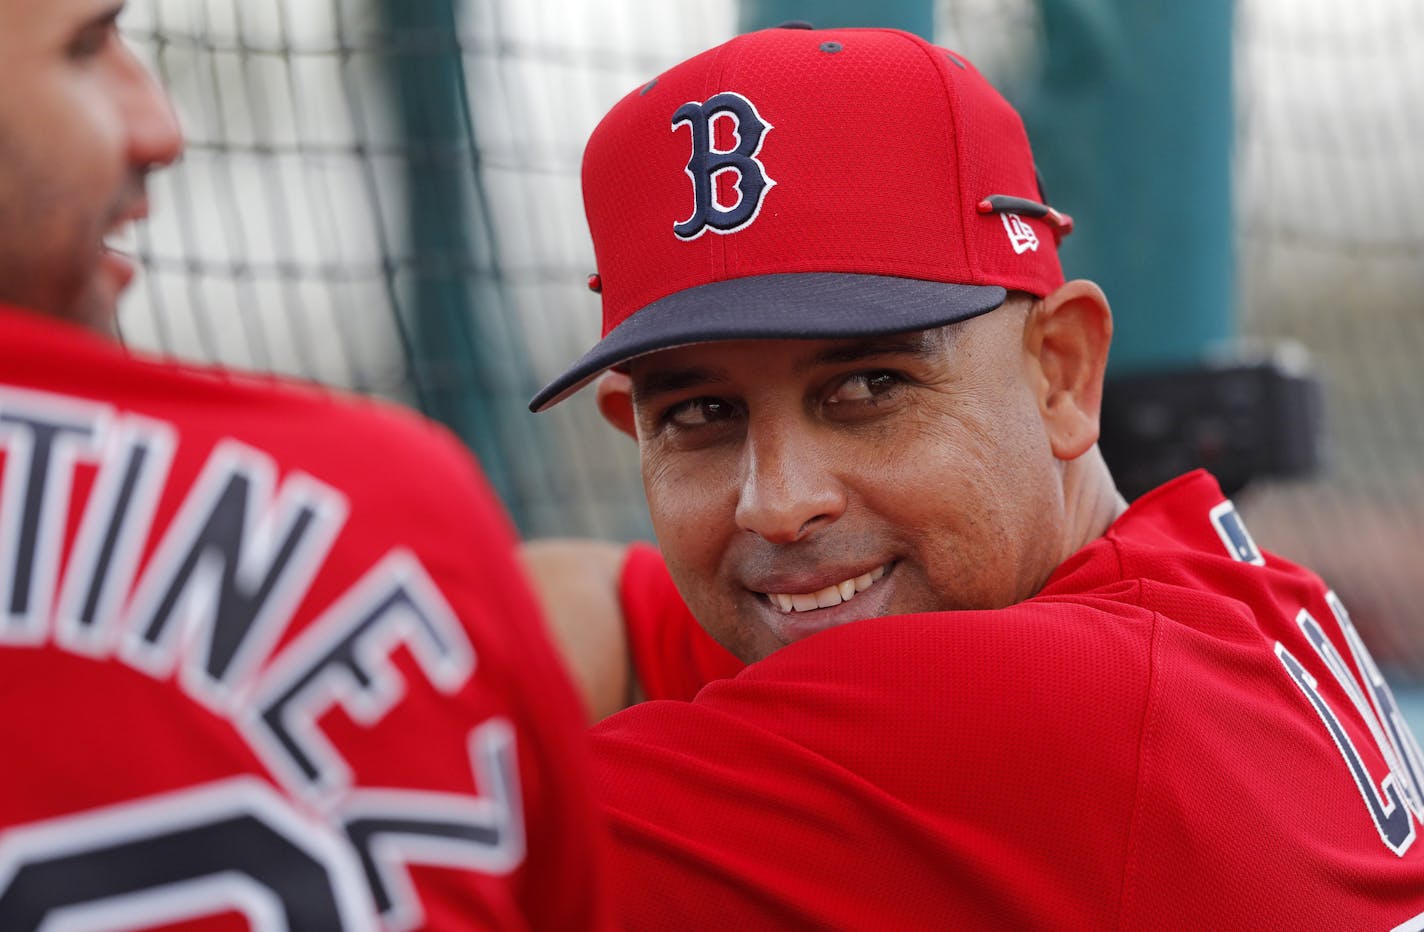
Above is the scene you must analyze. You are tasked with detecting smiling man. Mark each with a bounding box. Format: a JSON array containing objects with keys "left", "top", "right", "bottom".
[
  {"left": 0, "top": 0, "right": 178, "bottom": 335},
  {"left": 602, "top": 299, "right": 1121, "bottom": 664},
  {"left": 531, "top": 24, "right": 1424, "bottom": 929}
]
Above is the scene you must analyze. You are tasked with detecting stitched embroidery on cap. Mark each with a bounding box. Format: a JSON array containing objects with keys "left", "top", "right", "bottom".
[
  {"left": 671, "top": 92, "right": 776, "bottom": 241},
  {"left": 1001, "top": 212, "right": 1039, "bottom": 254}
]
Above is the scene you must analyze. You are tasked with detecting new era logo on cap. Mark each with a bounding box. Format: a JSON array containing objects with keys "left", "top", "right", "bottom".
[
  {"left": 1001, "top": 213, "right": 1040, "bottom": 254},
  {"left": 530, "top": 26, "right": 1076, "bottom": 411}
]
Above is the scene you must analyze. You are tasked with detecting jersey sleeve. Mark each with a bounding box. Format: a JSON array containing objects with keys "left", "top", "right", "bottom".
[
  {"left": 619, "top": 542, "right": 743, "bottom": 700},
  {"left": 590, "top": 601, "right": 1157, "bottom": 930}
]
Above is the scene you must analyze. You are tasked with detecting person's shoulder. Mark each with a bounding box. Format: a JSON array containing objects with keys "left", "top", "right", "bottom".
[
  {"left": 55, "top": 309, "right": 470, "bottom": 466},
  {"left": 1099, "top": 469, "right": 1253, "bottom": 568},
  {"left": 155, "top": 352, "right": 449, "bottom": 452},
  {"left": 4, "top": 305, "right": 434, "bottom": 429},
  {"left": 1090, "top": 469, "right": 1333, "bottom": 637},
  {"left": 675, "top": 597, "right": 1158, "bottom": 740},
  {"left": 801, "top": 598, "right": 1153, "bottom": 678},
  {"left": 249, "top": 376, "right": 469, "bottom": 467},
  {"left": 2, "top": 307, "right": 493, "bottom": 537},
  {"left": 593, "top": 600, "right": 1158, "bottom": 890}
]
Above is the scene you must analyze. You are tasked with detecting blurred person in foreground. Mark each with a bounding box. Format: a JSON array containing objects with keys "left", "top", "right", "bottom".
[
  {"left": 0, "top": 1, "right": 606, "bottom": 927},
  {"left": 527, "top": 24, "right": 1424, "bottom": 929}
]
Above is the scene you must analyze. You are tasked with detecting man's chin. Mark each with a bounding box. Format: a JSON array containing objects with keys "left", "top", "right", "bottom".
[
  {"left": 66, "top": 285, "right": 123, "bottom": 340},
  {"left": 0, "top": 284, "right": 117, "bottom": 339},
  {"left": 700, "top": 615, "right": 780, "bottom": 666},
  {"left": 718, "top": 611, "right": 854, "bottom": 665}
]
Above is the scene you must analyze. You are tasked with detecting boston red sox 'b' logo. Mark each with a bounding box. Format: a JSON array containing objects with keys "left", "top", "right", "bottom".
[{"left": 672, "top": 92, "right": 775, "bottom": 240}]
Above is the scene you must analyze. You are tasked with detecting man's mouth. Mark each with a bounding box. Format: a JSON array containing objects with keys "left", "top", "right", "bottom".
[
  {"left": 103, "top": 197, "right": 150, "bottom": 250},
  {"left": 764, "top": 564, "right": 888, "bottom": 613},
  {"left": 99, "top": 203, "right": 149, "bottom": 294}
]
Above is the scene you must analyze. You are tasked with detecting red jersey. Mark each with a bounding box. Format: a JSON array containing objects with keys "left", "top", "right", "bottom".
[
  {"left": 598, "top": 470, "right": 1424, "bottom": 929},
  {"left": 0, "top": 307, "right": 606, "bottom": 931}
]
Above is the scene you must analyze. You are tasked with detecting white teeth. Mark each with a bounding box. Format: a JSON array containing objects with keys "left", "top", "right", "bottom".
[
  {"left": 767, "top": 564, "right": 889, "bottom": 614},
  {"left": 104, "top": 222, "right": 137, "bottom": 254}
]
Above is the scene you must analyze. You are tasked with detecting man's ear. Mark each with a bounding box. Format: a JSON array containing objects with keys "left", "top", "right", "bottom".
[
  {"left": 595, "top": 370, "right": 639, "bottom": 440},
  {"left": 1024, "top": 279, "right": 1113, "bottom": 461}
]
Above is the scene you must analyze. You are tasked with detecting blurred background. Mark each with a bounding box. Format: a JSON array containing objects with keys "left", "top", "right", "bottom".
[{"left": 115, "top": 0, "right": 1423, "bottom": 719}]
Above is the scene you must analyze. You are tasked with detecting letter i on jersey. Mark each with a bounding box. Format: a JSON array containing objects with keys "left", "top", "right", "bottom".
[{"left": 0, "top": 388, "right": 108, "bottom": 644}]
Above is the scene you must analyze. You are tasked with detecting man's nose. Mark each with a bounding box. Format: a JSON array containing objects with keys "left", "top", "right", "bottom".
[
  {"left": 120, "top": 43, "right": 185, "bottom": 171},
  {"left": 734, "top": 420, "right": 847, "bottom": 544}
]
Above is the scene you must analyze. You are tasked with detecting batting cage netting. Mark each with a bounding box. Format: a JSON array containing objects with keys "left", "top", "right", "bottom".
[{"left": 118, "top": 0, "right": 1424, "bottom": 684}]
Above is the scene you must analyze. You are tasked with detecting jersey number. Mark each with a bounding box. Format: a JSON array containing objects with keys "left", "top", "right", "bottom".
[{"left": 0, "top": 779, "right": 376, "bottom": 931}]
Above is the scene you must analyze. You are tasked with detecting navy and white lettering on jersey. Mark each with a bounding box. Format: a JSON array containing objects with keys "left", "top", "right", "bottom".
[
  {"left": 0, "top": 779, "right": 378, "bottom": 931},
  {"left": 1209, "top": 499, "right": 1264, "bottom": 566},
  {"left": 340, "top": 720, "right": 525, "bottom": 930},
  {"left": 0, "top": 388, "right": 109, "bottom": 644},
  {"left": 1327, "top": 591, "right": 1424, "bottom": 821},
  {"left": 243, "top": 549, "right": 476, "bottom": 800},
  {"left": 1396, "top": 908, "right": 1424, "bottom": 932},
  {"left": 54, "top": 414, "right": 176, "bottom": 659},
  {"left": 119, "top": 439, "right": 348, "bottom": 712},
  {"left": 672, "top": 91, "right": 776, "bottom": 240},
  {"left": 0, "top": 383, "right": 532, "bottom": 923},
  {"left": 1275, "top": 596, "right": 1424, "bottom": 857}
]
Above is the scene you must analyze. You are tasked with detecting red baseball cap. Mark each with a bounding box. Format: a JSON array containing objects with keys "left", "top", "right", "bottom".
[{"left": 530, "top": 25, "right": 1073, "bottom": 411}]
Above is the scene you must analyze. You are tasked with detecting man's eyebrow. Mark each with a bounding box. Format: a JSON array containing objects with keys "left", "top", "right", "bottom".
[
  {"left": 62, "top": 3, "right": 125, "bottom": 47},
  {"left": 630, "top": 365, "right": 729, "bottom": 405},
  {"left": 630, "top": 331, "right": 949, "bottom": 402},
  {"left": 799, "top": 331, "right": 945, "bottom": 372},
  {"left": 82, "top": 3, "right": 125, "bottom": 31}
]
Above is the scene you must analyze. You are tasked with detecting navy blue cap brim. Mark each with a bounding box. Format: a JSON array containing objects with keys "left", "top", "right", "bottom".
[{"left": 529, "top": 272, "right": 1007, "bottom": 411}]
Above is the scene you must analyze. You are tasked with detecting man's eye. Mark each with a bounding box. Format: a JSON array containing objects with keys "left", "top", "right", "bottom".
[
  {"left": 826, "top": 371, "right": 901, "bottom": 405},
  {"left": 67, "top": 24, "right": 115, "bottom": 60},
  {"left": 664, "top": 397, "right": 736, "bottom": 429}
]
